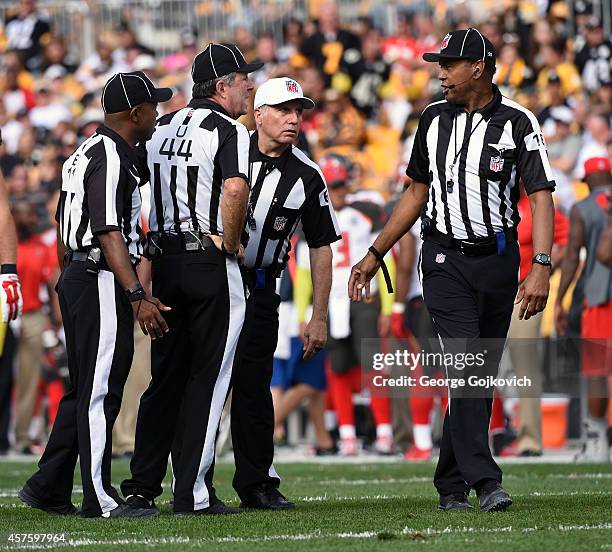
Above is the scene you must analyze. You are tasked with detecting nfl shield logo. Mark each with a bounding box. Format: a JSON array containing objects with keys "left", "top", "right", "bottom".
[
  {"left": 435, "top": 253, "right": 446, "bottom": 264},
  {"left": 440, "top": 33, "right": 452, "bottom": 51},
  {"left": 489, "top": 155, "right": 504, "bottom": 172},
  {"left": 286, "top": 80, "right": 299, "bottom": 93},
  {"left": 273, "top": 216, "right": 289, "bottom": 232}
]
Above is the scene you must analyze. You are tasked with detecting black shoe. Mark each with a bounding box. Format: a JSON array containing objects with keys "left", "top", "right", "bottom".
[
  {"left": 123, "top": 495, "right": 160, "bottom": 517},
  {"left": 18, "top": 484, "right": 79, "bottom": 516},
  {"left": 518, "top": 449, "right": 542, "bottom": 457},
  {"left": 315, "top": 445, "right": 338, "bottom": 456},
  {"left": 91, "top": 502, "right": 159, "bottom": 519},
  {"left": 175, "top": 500, "right": 241, "bottom": 516},
  {"left": 240, "top": 484, "right": 295, "bottom": 510},
  {"left": 438, "top": 492, "right": 472, "bottom": 511},
  {"left": 477, "top": 481, "right": 513, "bottom": 512}
]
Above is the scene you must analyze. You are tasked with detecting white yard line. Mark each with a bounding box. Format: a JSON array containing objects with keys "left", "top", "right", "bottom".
[{"left": 2, "top": 523, "right": 611, "bottom": 550}]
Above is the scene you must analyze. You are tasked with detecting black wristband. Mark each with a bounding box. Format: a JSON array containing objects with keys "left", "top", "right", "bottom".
[
  {"left": 125, "top": 282, "right": 146, "bottom": 302},
  {"left": 1, "top": 264, "right": 17, "bottom": 275},
  {"left": 221, "top": 241, "right": 237, "bottom": 257},
  {"left": 368, "top": 246, "right": 394, "bottom": 294}
]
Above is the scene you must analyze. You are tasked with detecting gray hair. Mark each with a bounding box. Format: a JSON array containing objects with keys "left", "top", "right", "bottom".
[{"left": 192, "top": 72, "right": 237, "bottom": 99}]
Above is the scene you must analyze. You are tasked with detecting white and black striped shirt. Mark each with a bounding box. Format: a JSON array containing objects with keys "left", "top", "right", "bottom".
[
  {"left": 244, "top": 131, "right": 341, "bottom": 270},
  {"left": 147, "top": 98, "right": 250, "bottom": 235},
  {"left": 56, "top": 125, "right": 143, "bottom": 258},
  {"left": 407, "top": 85, "right": 555, "bottom": 240}
]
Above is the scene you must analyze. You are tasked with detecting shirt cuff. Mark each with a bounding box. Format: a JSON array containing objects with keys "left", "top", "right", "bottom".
[
  {"left": 223, "top": 173, "right": 249, "bottom": 186},
  {"left": 405, "top": 169, "right": 430, "bottom": 185},
  {"left": 91, "top": 225, "right": 121, "bottom": 234},
  {"left": 306, "top": 234, "right": 342, "bottom": 249},
  {"left": 525, "top": 181, "right": 556, "bottom": 194}
]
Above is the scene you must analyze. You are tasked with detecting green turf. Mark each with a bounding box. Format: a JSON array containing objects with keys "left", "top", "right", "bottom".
[{"left": 0, "top": 460, "right": 611, "bottom": 550}]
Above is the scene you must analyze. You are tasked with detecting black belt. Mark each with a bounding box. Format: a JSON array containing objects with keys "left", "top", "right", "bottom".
[
  {"left": 68, "top": 250, "right": 139, "bottom": 270},
  {"left": 156, "top": 233, "right": 216, "bottom": 255},
  {"left": 67, "top": 249, "right": 111, "bottom": 271},
  {"left": 427, "top": 227, "right": 517, "bottom": 257},
  {"left": 243, "top": 266, "right": 280, "bottom": 289}
]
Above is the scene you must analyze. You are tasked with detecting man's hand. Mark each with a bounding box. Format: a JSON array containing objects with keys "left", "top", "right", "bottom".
[
  {"left": 348, "top": 252, "right": 380, "bottom": 302},
  {"left": 210, "top": 234, "right": 244, "bottom": 261},
  {"left": 554, "top": 303, "right": 568, "bottom": 336},
  {"left": 515, "top": 265, "right": 550, "bottom": 320},
  {"left": 133, "top": 295, "right": 171, "bottom": 339},
  {"left": 302, "top": 318, "right": 327, "bottom": 360},
  {"left": 0, "top": 273, "right": 22, "bottom": 322}
]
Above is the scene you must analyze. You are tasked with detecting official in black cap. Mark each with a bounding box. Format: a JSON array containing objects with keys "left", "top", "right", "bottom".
[
  {"left": 120, "top": 44, "right": 263, "bottom": 516},
  {"left": 19, "top": 72, "right": 172, "bottom": 518},
  {"left": 349, "top": 28, "right": 555, "bottom": 512}
]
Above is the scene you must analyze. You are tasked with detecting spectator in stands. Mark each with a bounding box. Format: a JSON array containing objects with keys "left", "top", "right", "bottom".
[
  {"left": 76, "top": 40, "right": 128, "bottom": 92},
  {"left": 1, "top": 67, "right": 35, "bottom": 118},
  {"left": 300, "top": 0, "right": 361, "bottom": 86},
  {"left": 316, "top": 89, "right": 366, "bottom": 152},
  {"left": 252, "top": 32, "right": 280, "bottom": 87},
  {"left": 28, "top": 80, "right": 71, "bottom": 132},
  {"left": 13, "top": 199, "right": 57, "bottom": 454},
  {"left": 545, "top": 106, "right": 581, "bottom": 211},
  {"left": 3, "top": 0, "right": 51, "bottom": 71},
  {"left": 233, "top": 24, "right": 256, "bottom": 61},
  {"left": 41, "top": 35, "right": 78, "bottom": 74},
  {"left": 349, "top": 29, "right": 391, "bottom": 120},
  {"left": 277, "top": 19, "right": 304, "bottom": 63},
  {"left": 574, "top": 15, "right": 612, "bottom": 94},
  {"left": 495, "top": 36, "right": 534, "bottom": 96},
  {"left": 574, "top": 114, "right": 611, "bottom": 180},
  {"left": 536, "top": 38, "right": 582, "bottom": 99},
  {"left": 161, "top": 27, "right": 199, "bottom": 74}
]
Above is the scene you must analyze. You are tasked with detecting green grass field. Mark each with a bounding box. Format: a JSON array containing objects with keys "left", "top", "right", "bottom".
[{"left": 0, "top": 460, "right": 611, "bottom": 551}]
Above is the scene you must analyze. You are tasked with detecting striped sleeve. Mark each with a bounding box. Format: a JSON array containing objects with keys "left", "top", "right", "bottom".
[
  {"left": 406, "top": 113, "right": 431, "bottom": 185},
  {"left": 218, "top": 122, "right": 250, "bottom": 185},
  {"left": 86, "top": 139, "right": 122, "bottom": 234},
  {"left": 515, "top": 112, "right": 556, "bottom": 195},
  {"left": 301, "top": 174, "right": 341, "bottom": 248}
]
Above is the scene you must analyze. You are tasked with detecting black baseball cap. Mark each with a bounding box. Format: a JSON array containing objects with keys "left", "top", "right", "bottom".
[
  {"left": 191, "top": 43, "right": 264, "bottom": 83},
  {"left": 101, "top": 71, "right": 173, "bottom": 114},
  {"left": 423, "top": 28, "right": 496, "bottom": 69}
]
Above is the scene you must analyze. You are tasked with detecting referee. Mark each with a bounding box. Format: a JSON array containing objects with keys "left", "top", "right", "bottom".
[
  {"left": 121, "top": 44, "right": 262, "bottom": 516},
  {"left": 232, "top": 77, "right": 340, "bottom": 509},
  {"left": 20, "top": 72, "right": 172, "bottom": 518},
  {"left": 349, "top": 29, "right": 555, "bottom": 512}
]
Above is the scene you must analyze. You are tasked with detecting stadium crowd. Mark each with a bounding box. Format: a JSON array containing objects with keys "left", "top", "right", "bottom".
[{"left": 0, "top": 0, "right": 610, "bottom": 462}]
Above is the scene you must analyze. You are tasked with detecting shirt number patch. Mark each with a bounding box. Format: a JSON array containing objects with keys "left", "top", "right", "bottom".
[
  {"left": 524, "top": 131, "right": 546, "bottom": 152},
  {"left": 319, "top": 189, "right": 330, "bottom": 206}
]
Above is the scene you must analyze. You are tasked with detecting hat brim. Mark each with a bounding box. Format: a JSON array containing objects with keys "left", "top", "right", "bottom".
[
  {"left": 259, "top": 96, "right": 316, "bottom": 110},
  {"left": 422, "top": 52, "right": 470, "bottom": 63},
  {"left": 237, "top": 61, "right": 265, "bottom": 73},
  {"left": 150, "top": 87, "right": 174, "bottom": 103}
]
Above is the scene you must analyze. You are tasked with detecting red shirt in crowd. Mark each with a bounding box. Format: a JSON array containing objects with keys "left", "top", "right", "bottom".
[
  {"left": 17, "top": 234, "right": 56, "bottom": 314},
  {"left": 517, "top": 194, "right": 569, "bottom": 282}
]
